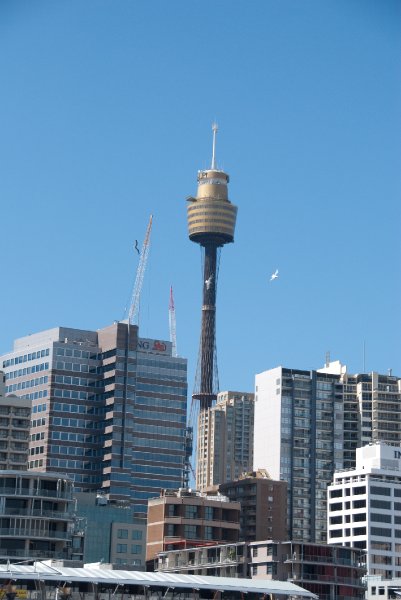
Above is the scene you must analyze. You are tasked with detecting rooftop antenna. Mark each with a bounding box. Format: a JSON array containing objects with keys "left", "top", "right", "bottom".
[
  {"left": 325, "top": 351, "right": 330, "bottom": 368},
  {"left": 211, "top": 122, "right": 218, "bottom": 169},
  {"left": 363, "top": 340, "right": 366, "bottom": 373}
]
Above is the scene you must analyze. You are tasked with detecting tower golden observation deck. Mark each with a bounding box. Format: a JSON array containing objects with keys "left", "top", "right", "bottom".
[
  {"left": 187, "top": 123, "right": 237, "bottom": 246},
  {"left": 187, "top": 168, "right": 237, "bottom": 246}
]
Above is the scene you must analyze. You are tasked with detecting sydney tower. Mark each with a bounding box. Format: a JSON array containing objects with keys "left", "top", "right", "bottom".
[{"left": 186, "top": 124, "right": 238, "bottom": 487}]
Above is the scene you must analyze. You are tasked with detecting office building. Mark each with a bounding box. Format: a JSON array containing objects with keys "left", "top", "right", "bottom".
[
  {"left": 146, "top": 488, "right": 240, "bottom": 564},
  {"left": 1, "top": 322, "right": 188, "bottom": 516},
  {"left": 197, "top": 390, "right": 254, "bottom": 491},
  {"left": 254, "top": 361, "right": 401, "bottom": 543},
  {"left": 328, "top": 442, "right": 401, "bottom": 579},
  {"left": 219, "top": 469, "right": 287, "bottom": 542},
  {"left": 0, "top": 372, "right": 31, "bottom": 470}
]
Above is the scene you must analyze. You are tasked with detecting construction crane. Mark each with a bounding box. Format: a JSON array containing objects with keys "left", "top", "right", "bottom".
[
  {"left": 127, "top": 214, "right": 153, "bottom": 325},
  {"left": 169, "top": 285, "right": 177, "bottom": 357}
]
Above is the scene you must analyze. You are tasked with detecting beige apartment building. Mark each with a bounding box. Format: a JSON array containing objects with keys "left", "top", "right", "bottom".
[{"left": 196, "top": 390, "right": 254, "bottom": 492}]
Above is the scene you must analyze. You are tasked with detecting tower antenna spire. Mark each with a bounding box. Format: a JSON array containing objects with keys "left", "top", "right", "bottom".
[{"left": 211, "top": 122, "right": 218, "bottom": 169}]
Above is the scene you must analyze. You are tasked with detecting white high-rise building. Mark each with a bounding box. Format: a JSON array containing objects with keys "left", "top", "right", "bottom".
[
  {"left": 328, "top": 442, "right": 401, "bottom": 579},
  {"left": 254, "top": 361, "right": 401, "bottom": 543}
]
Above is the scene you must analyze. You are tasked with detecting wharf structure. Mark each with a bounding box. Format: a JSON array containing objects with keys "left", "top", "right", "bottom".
[
  {"left": 0, "top": 561, "right": 317, "bottom": 599},
  {"left": 254, "top": 360, "right": 401, "bottom": 543},
  {"left": 1, "top": 322, "right": 188, "bottom": 517},
  {"left": 186, "top": 125, "right": 238, "bottom": 489}
]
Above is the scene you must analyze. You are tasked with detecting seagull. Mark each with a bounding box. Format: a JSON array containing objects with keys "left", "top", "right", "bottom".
[
  {"left": 270, "top": 269, "right": 279, "bottom": 281},
  {"left": 134, "top": 240, "right": 140, "bottom": 255},
  {"left": 205, "top": 274, "right": 214, "bottom": 290}
]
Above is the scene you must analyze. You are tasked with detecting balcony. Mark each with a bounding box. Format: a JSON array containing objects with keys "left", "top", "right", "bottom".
[
  {"left": 0, "top": 487, "right": 73, "bottom": 500},
  {"left": 0, "top": 528, "right": 71, "bottom": 540},
  {"left": 0, "top": 508, "right": 73, "bottom": 520},
  {"left": 0, "top": 549, "right": 68, "bottom": 559}
]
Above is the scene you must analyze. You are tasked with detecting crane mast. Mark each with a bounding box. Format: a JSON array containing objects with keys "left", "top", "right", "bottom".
[
  {"left": 127, "top": 214, "right": 153, "bottom": 325},
  {"left": 169, "top": 286, "right": 177, "bottom": 357}
]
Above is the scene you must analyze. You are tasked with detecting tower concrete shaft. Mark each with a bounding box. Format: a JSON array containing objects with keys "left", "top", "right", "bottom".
[{"left": 187, "top": 127, "right": 237, "bottom": 412}]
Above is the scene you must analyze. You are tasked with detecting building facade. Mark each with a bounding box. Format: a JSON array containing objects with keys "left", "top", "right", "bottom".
[
  {"left": 197, "top": 390, "right": 254, "bottom": 491},
  {"left": 0, "top": 470, "right": 79, "bottom": 561},
  {"left": 74, "top": 492, "right": 146, "bottom": 569},
  {"left": 328, "top": 442, "right": 401, "bottom": 579},
  {"left": 156, "top": 539, "right": 366, "bottom": 599},
  {"left": 1, "top": 322, "right": 188, "bottom": 516},
  {"left": 254, "top": 361, "right": 401, "bottom": 543},
  {"left": 0, "top": 373, "right": 31, "bottom": 470},
  {"left": 157, "top": 541, "right": 249, "bottom": 577},
  {"left": 219, "top": 469, "right": 287, "bottom": 542},
  {"left": 250, "top": 540, "right": 366, "bottom": 600},
  {"left": 146, "top": 488, "right": 240, "bottom": 563}
]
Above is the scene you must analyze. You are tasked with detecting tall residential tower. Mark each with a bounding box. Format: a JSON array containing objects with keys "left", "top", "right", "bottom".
[{"left": 254, "top": 361, "right": 401, "bottom": 544}]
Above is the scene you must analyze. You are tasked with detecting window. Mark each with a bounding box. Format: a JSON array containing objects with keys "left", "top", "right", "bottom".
[
  {"left": 117, "top": 529, "right": 128, "bottom": 539},
  {"left": 371, "top": 486, "right": 390, "bottom": 496},
  {"left": 131, "top": 545, "right": 142, "bottom": 554},
  {"left": 185, "top": 505, "right": 199, "bottom": 519},
  {"left": 204, "top": 506, "right": 214, "bottom": 520},
  {"left": 330, "top": 529, "right": 342, "bottom": 538},
  {"left": 371, "top": 499, "right": 391, "bottom": 510},
  {"left": 132, "top": 530, "right": 142, "bottom": 540},
  {"left": 353, "top": 513, "right": 366, "bottom": 523},
  {"left": 184, "top": 525, "right": 198, "bottom": 539},
  {"left": 353, "top": 527, "right": 366, "bottom": 536},
  {"left": 371, "top": 513, "right": 391, "bottom": 524},
  {"left": 371, "top": 527, "right": 391, "bottom": 537},
  {"left": 116, "top": 544, "right": 127, "bottom": 553}
]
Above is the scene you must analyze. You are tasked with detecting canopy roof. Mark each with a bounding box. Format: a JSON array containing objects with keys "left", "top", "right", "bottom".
[{"left": 0, "top": 562, "right": 318, "bottom": 598}]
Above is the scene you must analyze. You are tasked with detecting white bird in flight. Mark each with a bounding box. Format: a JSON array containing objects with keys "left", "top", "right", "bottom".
[
  {"left": 205, "top": 274, "right": 214, "bottom": 290},
  {"left": 270, "top": 269, "right": 279, "bottom": 281}
]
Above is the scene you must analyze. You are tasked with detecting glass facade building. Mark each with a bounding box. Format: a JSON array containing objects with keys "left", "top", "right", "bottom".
[{"left": 1, "top": 322, "right": 187, "bottom": 516}]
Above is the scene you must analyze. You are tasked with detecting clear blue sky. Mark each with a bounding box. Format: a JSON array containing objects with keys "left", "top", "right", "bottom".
[{"left": 0, "top": 0, "right": 400, "bottom": 396}]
